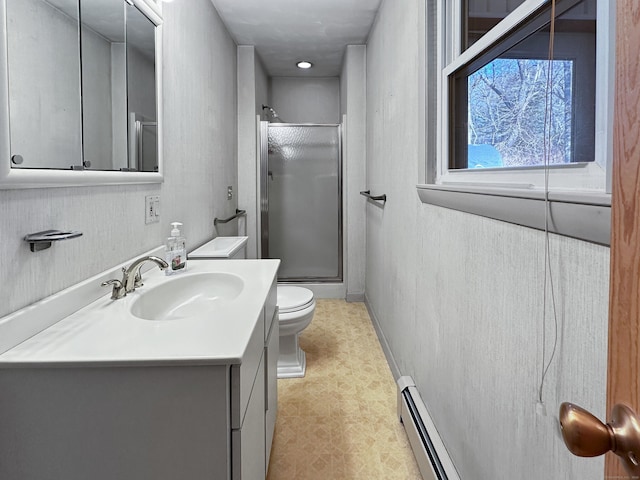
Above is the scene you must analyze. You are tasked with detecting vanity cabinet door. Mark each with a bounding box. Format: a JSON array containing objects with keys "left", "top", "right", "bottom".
[
  {"left": 265, "top": 307, "right": 279, "bottom": 466},
  {"left": 0, "top": 366, "right": 230, "bottom": 480},
  {"left": 232, "top": 353, "right": 266, "bottom": 480}
]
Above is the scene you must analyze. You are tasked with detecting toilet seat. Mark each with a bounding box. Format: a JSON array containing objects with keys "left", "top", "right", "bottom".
[{"left": 277, "top": 286, "right": 314, "bottom": 314}]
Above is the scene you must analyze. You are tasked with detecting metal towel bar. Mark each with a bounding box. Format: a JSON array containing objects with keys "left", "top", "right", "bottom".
[
  {"left": 360, "top": 190, "right": 387, "bottom": 204},
  {"left": 214, "top": 209, "right": 246, "bottom": 226}
]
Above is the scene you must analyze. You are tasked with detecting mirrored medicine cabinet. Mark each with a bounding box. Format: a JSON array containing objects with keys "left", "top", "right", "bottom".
[{"left": 0, "top": 0, "right": 163, "bottom": 188}]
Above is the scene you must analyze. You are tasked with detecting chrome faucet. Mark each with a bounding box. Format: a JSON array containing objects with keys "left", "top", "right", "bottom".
[{"left": 101, "top": 255, "right": 168, "bottom": 300}]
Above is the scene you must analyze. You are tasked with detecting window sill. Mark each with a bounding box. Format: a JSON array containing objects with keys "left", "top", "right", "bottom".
[{"left": 416, "top": 184, "right": 611, "bottom": 246}]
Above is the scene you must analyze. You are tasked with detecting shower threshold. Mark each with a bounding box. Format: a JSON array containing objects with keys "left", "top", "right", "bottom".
[{"left": 277, "top": 282, "right": 346, "bottom": 299}]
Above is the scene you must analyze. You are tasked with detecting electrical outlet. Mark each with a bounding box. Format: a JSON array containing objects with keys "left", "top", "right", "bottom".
[
  {"left": 145, "top": 195, "right": 160, "bottom": 224},
  {"left": 227, "top": 186, "right": 233, "bottom": 200}
]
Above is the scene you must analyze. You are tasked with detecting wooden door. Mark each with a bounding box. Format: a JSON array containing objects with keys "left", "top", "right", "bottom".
[{"left": 605, "top": 1, "right": 640, "bottom": 477}]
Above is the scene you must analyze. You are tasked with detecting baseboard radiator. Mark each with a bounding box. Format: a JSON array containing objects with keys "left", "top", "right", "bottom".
[{"left": 398, "top": 376, "right": 461, "bottom": 480}]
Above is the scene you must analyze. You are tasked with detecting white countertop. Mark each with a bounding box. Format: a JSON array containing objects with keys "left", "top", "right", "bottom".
[{"left": 0, "top": 259, "right": 279, "bottom": 368}]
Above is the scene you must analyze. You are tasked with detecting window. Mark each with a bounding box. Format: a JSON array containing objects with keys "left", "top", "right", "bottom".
[
  {"left": 417, "top": 0, "right": 614, "bottom": 246},
  {"left": 461, "top": 58, "right": 576, "bottom": 169},
  {"left": 436, "top": 0, "right": 612, "bottom": 193}
]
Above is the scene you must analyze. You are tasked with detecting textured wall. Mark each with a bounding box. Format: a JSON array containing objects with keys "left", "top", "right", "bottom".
[
  {"left": 0, "top": 0, "right": 238, "bottom": 318},
  {"left": 160, "top": 0, "right": 237, "bottom": 245},
  {"left": 271, "top": 77, "right": 341, "bottom": 124},
  {"left": 237, "top": 46, "right": 269, "bottom": 258},
  {"left": 365, "top": 0, "right": 608, "bottom": 478},
  {"left": 255, "top": 55, "right": 269, "bottom": 122},
  {"left": 340, "top": 46, "right": 367, "bottom": 299}
]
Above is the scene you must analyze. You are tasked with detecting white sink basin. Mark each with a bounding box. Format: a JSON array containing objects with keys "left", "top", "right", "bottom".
[
  {"left": 130, "top": 272, "right": 244, "bottom": 321},
  {"left": 189, "top": 236, "right": 248, "bottom": 259}
]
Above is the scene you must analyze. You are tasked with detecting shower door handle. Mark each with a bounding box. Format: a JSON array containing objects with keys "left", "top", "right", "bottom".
[
  {"left": 559, "top": 402, "right": 640, "bottom": 475},
  {"left": 268, "top": 171, "right": 273, "bottom": 181}
]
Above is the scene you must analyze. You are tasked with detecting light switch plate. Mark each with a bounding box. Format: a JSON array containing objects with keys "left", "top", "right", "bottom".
[{"left": 227, "top": 186, "right": 233, "bottom": 200}]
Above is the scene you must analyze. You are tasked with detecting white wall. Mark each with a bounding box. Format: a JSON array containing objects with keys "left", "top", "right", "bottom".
[
  {"left": 237, "top": 46, "right": 270, "bottom": 258},
  {"left": 255, "top": 55, "right": 269, "bottom": 122},
  {"left": 365, "top": 0, "right": 608, "bottom": 479},
  {"left": 340, "top": 46, "right": 367, "bottom": 300},
  {"left": 0, "top": 0, "right": 238, "bottom": 319},
  {"left": 271, "top": 77, "right": 340, "bottom": 124}
]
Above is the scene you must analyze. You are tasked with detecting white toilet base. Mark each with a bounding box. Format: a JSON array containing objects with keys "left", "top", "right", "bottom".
[{"left": 277, "top": 332, "right": 307, "bottom": 378}]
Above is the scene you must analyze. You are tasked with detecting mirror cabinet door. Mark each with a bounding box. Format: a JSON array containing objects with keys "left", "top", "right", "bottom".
[
  {"left": 6, "top": 0, "right": 82, "bottom": 169},
  {"left": 80, "top": 0, "right": 127, "bottom": 171},
  {"left": 126, "top": 2, "right": 157, "bottom": 172}
]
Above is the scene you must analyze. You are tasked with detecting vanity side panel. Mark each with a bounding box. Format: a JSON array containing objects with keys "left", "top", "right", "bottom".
[
  {"left": 0, "top": 365, "right": 230, "bottom": 480},
  {"left": 265, "top": 307, "right": 279, "bottom": 467},
  {"left": 264, "top": 278, "right": 277, "bottom": 342}
]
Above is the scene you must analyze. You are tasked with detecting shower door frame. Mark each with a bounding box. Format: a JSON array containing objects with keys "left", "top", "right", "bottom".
[{"left": 259, "top": 122, "right": 343, "bottom": 283}]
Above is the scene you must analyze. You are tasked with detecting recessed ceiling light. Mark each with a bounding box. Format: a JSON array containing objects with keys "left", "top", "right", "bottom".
[{"left": 296, "top": 61, "right": 313, "bottom": 69}]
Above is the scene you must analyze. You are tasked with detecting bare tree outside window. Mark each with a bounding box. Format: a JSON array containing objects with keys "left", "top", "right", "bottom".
[{"left": 467, "top": 58, "right": 574, "bottom": 168}]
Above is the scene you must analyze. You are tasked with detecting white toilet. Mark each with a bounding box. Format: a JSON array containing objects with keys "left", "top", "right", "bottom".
[
  {"left": 276, "top": 286, "right": 316, "bottom": 378},
  {"left": 189, "top": 236, "right": 316, "bottom": 378}
]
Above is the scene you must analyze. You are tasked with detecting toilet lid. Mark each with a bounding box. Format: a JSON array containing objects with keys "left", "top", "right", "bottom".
[{"left": 278, "top": 286, "right": 314, "bottom": 313}]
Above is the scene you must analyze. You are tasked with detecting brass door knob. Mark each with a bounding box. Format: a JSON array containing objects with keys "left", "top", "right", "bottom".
[{"left": 559, "top": 402, "right": 640, "bottom": 475}]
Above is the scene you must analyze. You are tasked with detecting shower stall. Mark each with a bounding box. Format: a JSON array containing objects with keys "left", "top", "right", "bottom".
[{"left": 260, "top": 122, "right": 342, "bottom": 282}]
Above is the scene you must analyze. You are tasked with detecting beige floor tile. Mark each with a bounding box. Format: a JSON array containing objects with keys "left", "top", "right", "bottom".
[{"left": 266, "top": 299, "right": 421, "bottom": 480}]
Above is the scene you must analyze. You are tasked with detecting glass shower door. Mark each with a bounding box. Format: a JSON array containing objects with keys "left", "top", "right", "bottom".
[{"left": 263, "top": 124, "right": 342, "bottom": 281}]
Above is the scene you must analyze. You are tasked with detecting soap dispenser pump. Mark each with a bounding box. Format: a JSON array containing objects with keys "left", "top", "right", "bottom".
[{"left": 165, "top": 222, "right": 186, "bottom": 275}]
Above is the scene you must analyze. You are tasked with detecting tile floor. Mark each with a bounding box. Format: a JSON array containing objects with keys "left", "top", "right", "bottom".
[{"left": 266, "top": 299, "right": 422, "bottom": 479}]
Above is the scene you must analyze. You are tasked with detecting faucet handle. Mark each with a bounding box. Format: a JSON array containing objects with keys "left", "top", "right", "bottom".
[
  {"left": 133, "top": 271, "right": 143, "bottom": 289},
  {"left": 101, "top": 278, "right": 125, "bottom": 300}
]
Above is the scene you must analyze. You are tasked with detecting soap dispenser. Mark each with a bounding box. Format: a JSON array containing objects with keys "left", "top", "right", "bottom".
[{"left": 165, "top": 222, "right": 186, "bottom": 275}]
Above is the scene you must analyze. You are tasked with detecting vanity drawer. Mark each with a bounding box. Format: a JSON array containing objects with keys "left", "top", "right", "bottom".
[{"left": 230, "top": 311, "right": 265, "bottom": 430}]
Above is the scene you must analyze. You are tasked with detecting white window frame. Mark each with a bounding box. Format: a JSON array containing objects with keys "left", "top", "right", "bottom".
[{"left": 417, "top": 0, "right": 614, "bottom": 246}]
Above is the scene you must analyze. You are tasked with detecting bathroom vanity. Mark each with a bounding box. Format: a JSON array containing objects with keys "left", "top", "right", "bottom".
[{"left": 0, "top": 257, "right": 279, "bottom": 480}]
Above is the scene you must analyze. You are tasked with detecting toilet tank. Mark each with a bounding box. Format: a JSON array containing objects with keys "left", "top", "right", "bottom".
[{"left": 188, "top": 236, "right": 248, "bottom": 260}]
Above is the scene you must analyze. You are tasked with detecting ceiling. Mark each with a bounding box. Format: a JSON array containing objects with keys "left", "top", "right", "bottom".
[{"left": 210, "top": 0, "right": 383, "bottom": 77}]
